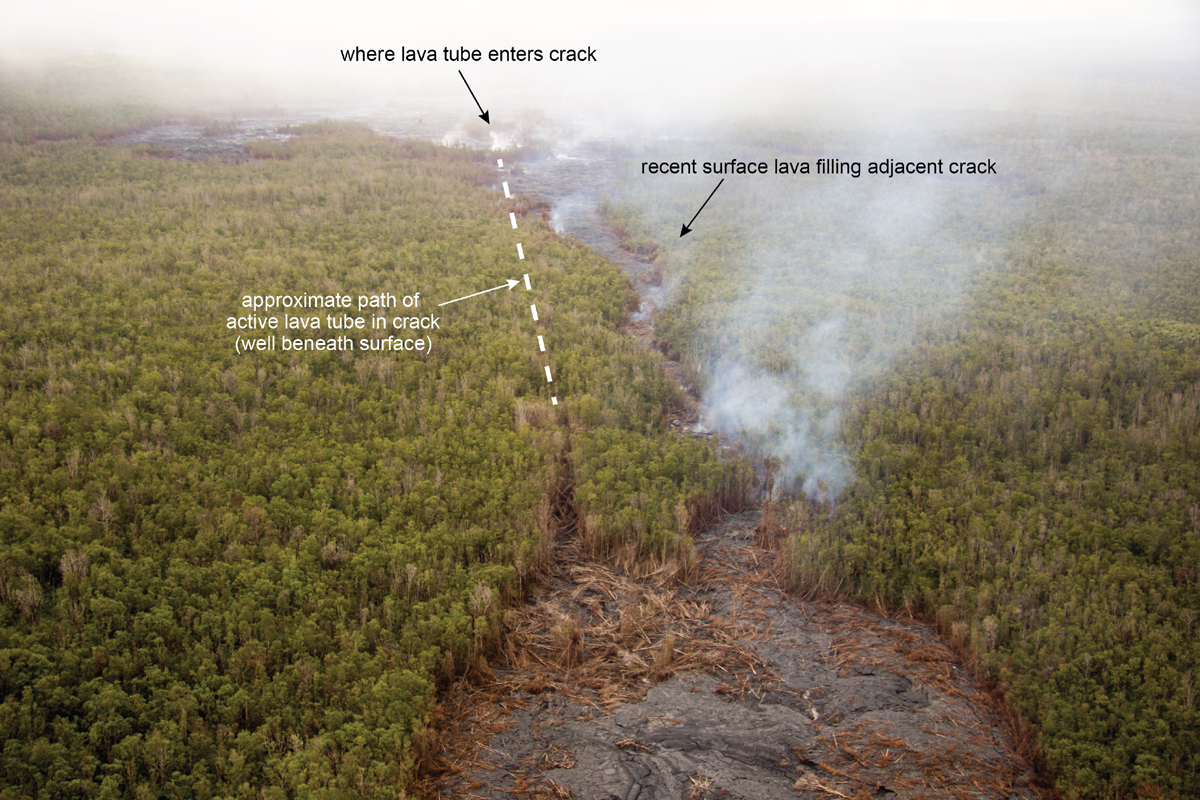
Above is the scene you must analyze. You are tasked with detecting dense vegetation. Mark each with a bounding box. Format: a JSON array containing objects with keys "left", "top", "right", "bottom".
[
  {"left": 0, "top": 57, "right": 168, "bottom": 145},
  {"left": 0, "top": 78, "right": 745, "bottom": 797},
  {"left": 607, "top": 98, "right": 1200, "bottom": 799}
]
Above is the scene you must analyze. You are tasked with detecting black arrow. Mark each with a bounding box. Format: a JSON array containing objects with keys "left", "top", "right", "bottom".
[
  {"left": 680, "top": 178, "right": 723, "bottom": 237},
  {"left": 458, "top": 70, "right": 490, "bottom": 124}
]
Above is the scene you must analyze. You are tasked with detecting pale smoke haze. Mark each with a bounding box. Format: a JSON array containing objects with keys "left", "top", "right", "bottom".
[
  {"left": 704, "top": 317, "right": 852, "bottom": 501},
  {"left": 1, "top": 1, "right": 1197, "bottom": 124}
]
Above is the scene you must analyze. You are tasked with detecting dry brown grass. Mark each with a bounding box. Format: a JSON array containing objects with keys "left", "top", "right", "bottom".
[{"left": 418, "top": 510, "right": 1044, "bottom": 800}]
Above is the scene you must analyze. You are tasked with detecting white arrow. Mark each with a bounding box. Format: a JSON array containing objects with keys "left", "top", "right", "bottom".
[{"left": 438, "top": 279, "right": 520, "bottom": 306}]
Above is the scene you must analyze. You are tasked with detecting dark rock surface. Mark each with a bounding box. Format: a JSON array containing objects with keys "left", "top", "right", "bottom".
[{"left": 424, "top": 513, "right": 1038, "bottom": 800}]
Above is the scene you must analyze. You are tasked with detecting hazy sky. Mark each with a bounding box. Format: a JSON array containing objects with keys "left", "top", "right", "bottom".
[
  {"left": 2, "top": 0, "right": 1197, "bottom": 121},
  {"left": 5, "top": 0, "right": 1198, "bottom": 49}
]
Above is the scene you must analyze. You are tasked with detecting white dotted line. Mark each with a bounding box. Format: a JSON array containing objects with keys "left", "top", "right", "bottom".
[{"left": 501, "top": 158, "right": 557, "bottom": 405}]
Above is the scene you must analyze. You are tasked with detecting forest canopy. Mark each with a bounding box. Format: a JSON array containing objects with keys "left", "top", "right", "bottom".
[{"left": 0, "top": 73, "right": 747, "bottom": 797}]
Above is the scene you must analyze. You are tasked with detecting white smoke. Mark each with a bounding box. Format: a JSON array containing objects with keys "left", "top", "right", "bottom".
[
  {"left": 676, "top": 124, "right": 1029, "bottom": 505},
  {"left": 548, "top": 193, "right": 590, "bottom": 234},
  {"left": 703, "top": 316, "right": 852, "bottom": 502},
  {"left": 489, "top": 130, "right": 517, "bottom": 151}
]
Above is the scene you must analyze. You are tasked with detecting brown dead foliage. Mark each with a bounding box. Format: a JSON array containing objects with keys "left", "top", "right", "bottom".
[
  {"left": 416, "top": 519, "right": 780, "bottom": 797},
  {"left": 829, "top": 724, "right": 1023, "bottom": 799},
  {"left": 495, "top": 531, "right": 768, "bottom": 704},
  {"left": 419, "top": 508, "right": 1045, "bottom": 800}
]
